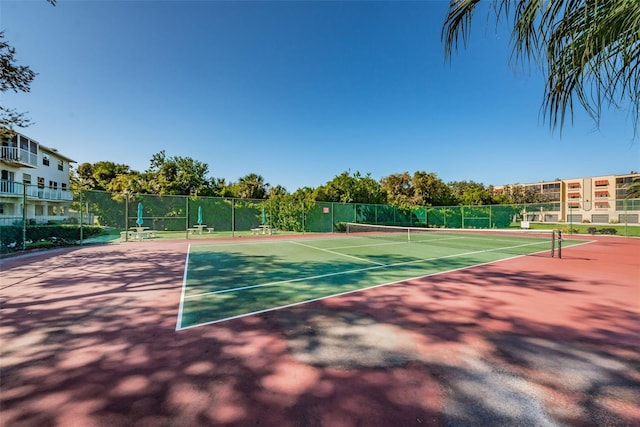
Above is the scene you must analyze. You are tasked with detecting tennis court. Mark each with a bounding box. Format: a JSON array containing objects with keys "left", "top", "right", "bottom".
[
  {"left": 2, "top": 231, "right": 638, "bottom": 426},
  {"left": 178, "top": 225, "right": 587, "bottom": 329}
]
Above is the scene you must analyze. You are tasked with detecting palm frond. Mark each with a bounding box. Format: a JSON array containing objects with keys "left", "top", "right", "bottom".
[{"left": 442, "top": 0, "right": 640, "bottom": 137}]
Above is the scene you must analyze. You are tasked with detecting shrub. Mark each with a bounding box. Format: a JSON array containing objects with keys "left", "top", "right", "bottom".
[
  {"left": 561, "top": 226, "right": 579, "bottom": 234},
  {"left": 598, "top": 227, "right": 617, "bottom": 235},
  {"left": 0, "top": 225, "right": 104, "bottom": 254},
  {"left": 587, "top": 227, "right": 597, "bottom": 235}
]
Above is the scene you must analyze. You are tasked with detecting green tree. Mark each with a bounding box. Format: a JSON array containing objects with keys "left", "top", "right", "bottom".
[
  {"left": 442, "top": 0, "right": 640, "bottom": 136},
  {"left": 381, "top": 172, "right": 414, "bottom": 209},
  {"left": 211, "top": 177, "right": 234, "bottom": 197},
  {"left": 448, "top": 180, "right": 493, "bottom": 205},
  {"left": 382, "top": 171, "right": 453, "bottom": 209},
  {"left": 74, "top": 161, "right": 132, "bottom": 191},
  {"left": 1, "top": 2, "right": 56, "bottom": 138},
  {"left": 496, "top": 184, "right": 546, "bottom": 204},
  {"left": 146, "top": 150, "right": 211, "bottom": 196},
  {"left": 268, "top": 185, "right": 288, "bottom": 197},
  {"left": 106, "top": 172, "right": 145, "bottom": 195},
  {"left": 411, "top": 171, "right": 453, "bottom": 206},
  {"left": 315, "top": 171, "right": 385, "bottom": 204},
  {"left": 0, "top": 32, "right": 37, "bottom": 139},
  {"left": 236, "top": 173, "right": 269, "bottom": 199},
  {"left": 292, "top": 186, "right": 316, "bottom": 201}
]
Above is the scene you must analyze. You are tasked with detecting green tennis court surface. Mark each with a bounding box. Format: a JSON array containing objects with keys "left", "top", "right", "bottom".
[{"left": 176, "top": 228, "right": 588, "bottom": 330}]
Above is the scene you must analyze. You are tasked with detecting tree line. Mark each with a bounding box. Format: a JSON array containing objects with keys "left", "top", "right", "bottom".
[{"left": 72, "top": 150, "right": 550, "bottom": 208}]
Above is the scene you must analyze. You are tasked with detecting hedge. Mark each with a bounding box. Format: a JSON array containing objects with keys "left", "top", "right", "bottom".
[{"left": 0, "top": 225, "right": 104, "bottom": 254}]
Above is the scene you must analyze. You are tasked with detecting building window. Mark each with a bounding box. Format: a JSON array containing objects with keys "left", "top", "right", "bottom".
[
  {"left": 568, "top": 192, "right": 581, "bottom": 199},
  {"left": 23, "top": 173, "right": 31, "bottom": 184},
  {"left": 568, "top": 202, "right": 580, "bottom": 208},
  {"left": 595, "top": 202, "right": 610, "bottom": 208},
  {"left": 594, "top": 180, "right": 609, "bottom": 187},
  {"left": 61, "top": 183, "right": 67, "bottom": 190},
  {"left": 19, "top": 135, "right": 29, "bottom": 150},
  {"left": 0, "top": 203, "right": 3, "bottom": 214},
  {"left": 595, "top": 191, "right": 609, "bottom": 198},
  {"left": 57, "top": 159, "right": 64, "bottom": 171},
  {"left": 567, "top": 182, "right": 581, "bottom": 189},
  {"left": 42, "top": 155, "right": 50, "bottom": 166},
  {"left": 543, "top": 183, "right": 561, "bottom": 191},
  {"left": 37, "top": 177, "right": 44, "bottom": 188}
]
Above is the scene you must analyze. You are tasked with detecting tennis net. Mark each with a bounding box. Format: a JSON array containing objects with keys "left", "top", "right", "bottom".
[{"left": 345, "top": 222, "right": 559, "bottom": 257}]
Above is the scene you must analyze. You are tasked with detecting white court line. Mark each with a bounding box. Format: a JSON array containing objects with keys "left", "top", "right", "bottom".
[
  {"left": 175, "top": 243, "right": 193, "bottom": 331},
  {"left": 183, "top": 239, "right": 547, "bottom": 300},
  {"left": 176, "top": 239, "right": 596, "bottom": 330},
  {"left": 326, "top": 235, "right": 465, "bottom": 251},
  {"left": 175, "top": 244, "right": 552, "bottom": 331},
  {"left": 289, "top": 240, "right": 386, "bottom": 265}
]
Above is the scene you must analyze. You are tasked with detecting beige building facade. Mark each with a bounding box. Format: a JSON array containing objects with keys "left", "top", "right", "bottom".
[{"left": 494, "top": 173, "right": 640, "bottom": 224}]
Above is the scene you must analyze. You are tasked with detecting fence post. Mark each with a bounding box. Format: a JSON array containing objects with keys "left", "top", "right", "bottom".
[
  {"left": 79, "top": 190, "right": 84, "bottom": 245},
  {"left": 185, "top": 197, "right": 190, "bottom": 239},
  {"left": 232, "top": 198, "right": 235, "bottom": 238},
  {"left": 22, "top": 182, "right": 27, "bottom": 251},
  {"left": 124, "top": 194, "right": 129, "bottom": 242},
  {"left": 330, "top": 202, "right": 333, "bottom": 233}
]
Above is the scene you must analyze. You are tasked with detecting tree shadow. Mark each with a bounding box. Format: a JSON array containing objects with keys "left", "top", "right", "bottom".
[{"left": 1, "top": 238, "right": 638, "bottom": 426}]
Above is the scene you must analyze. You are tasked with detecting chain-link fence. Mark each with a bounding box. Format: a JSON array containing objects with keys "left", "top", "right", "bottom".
[{"left": 1, "top": 186, "right": 639, "bottom": 253}]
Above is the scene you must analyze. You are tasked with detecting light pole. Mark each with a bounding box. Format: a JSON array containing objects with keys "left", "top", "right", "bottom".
[{"left": 569, "top": 204, "right": 573, "bottom": 234}]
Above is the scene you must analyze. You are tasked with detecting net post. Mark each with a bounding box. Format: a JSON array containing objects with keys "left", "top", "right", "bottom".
[
  {"left": 558, "top": 230, "right": 562, "bottom": 259},
  {"left": 551, "top": 229, "right": 555, "bottom": 258}
]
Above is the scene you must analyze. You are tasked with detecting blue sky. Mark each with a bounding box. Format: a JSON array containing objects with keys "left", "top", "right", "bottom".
[{"left": 2, "top": 0, "right": 638, "bottom": 192}]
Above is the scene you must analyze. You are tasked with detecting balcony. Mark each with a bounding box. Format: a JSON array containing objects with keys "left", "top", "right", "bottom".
[
  {"left": 0, "top": 181, "right": 73, "bottom": 201},
  {"left": 0, "top": 146, "right": 38, "bottom": 167}
]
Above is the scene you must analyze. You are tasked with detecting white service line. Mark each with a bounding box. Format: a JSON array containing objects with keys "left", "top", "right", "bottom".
[
  {"left": 175, "top": 243, "right": 193, "bottom": 331},
  {"left": 326, "top": 235, "right": 465, "bottom": 251},
  {"left": 183, "top": 239, "right": 547, "bottom": 300},
  {"left": 288, "top": 239, "right": 386, "bottom": 265}
]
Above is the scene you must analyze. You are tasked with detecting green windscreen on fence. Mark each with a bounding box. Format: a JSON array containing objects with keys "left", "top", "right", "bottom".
[
  {"left": 2, "top": 186, "right": 639, "bottom": 254},
  {"left": 75, "top": 190, "right": 639, "bottom": 235}
]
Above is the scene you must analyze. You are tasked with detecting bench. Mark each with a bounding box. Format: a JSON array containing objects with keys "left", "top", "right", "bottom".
[
  {"left": 120, "top": 230, "right": 157, "bottom": 240},
  {"left": 144, "top": 230, "right": 158, "bottom": 238},
  {"left": 251, "top": 225, "right": 277, "bottom": 235}
]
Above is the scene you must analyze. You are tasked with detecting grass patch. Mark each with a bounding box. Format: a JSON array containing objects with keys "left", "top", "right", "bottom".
[{"left": 512, "top": 222, "right": 640, "bottom": 237}]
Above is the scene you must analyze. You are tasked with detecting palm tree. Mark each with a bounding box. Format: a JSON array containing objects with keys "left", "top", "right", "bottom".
[
  {"left": 237, "top": 173, "right": 269, "bottom": 199},
  {"left": 442, "top": 0, "right": 640, "bottom": 136}
]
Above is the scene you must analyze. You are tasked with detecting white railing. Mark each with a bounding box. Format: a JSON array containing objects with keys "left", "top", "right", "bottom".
[
  {"left": 0, "top": 181, "right": 74, "bottom": 201},
  {"left": 0, "top": 215, "right": 79, "bottom": 226},
  {"left": 0, "top": 146, "right": 38, "bottom": 166}
]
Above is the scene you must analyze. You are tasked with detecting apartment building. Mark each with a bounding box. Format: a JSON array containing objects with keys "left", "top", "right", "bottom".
[
  {"left": 494, "top": 172, "right": 640, "bottom": 224},
  {"left": 0, "top": 132, "right": 75, "bottom": 225}
]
